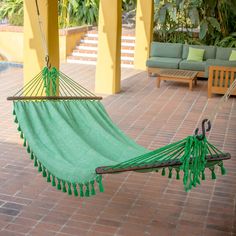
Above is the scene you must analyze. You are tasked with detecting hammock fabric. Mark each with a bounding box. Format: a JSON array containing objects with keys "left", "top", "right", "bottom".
[{"left": 9, "top": 67, "right": 230, "bottom": 197}]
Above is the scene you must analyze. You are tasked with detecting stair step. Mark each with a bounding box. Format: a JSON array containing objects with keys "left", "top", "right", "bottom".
[
  {"left": 73, "top": 49, "right": 135, "bottom": 55},
  {"left": 72, "top": 52, "right": 134, "bottom": 61},
  {"left": 77, "top": 45, "right": 135, "bottom": 51},
  {"left": 85, "top": 32, "right": 135, "bottom": 39},
  {"left": 67, "top": 29, "right": 135, "bottom": 68},
  {"left": 67, "top": 56, "right": 134, "bottom": 68},
  {"left": 79, "top": 43, "right": 98, "bottom": 47},
  {"left": 80, "top": 39, "right": 135, "bottom": 47},
  {"left": 83, "top": 36, "right": 135, "bottom": 44},
  {"left": 84, "top": 34, "right": 135, "bottom": 41}
]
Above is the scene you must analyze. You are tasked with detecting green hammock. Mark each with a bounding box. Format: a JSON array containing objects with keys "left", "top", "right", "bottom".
[{"left": 8, "top": 67, "right": 230, "bottom": 197}]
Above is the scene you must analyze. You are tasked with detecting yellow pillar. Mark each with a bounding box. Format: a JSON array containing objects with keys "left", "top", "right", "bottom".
[
  {"left": 134, "top": 0, "right": 154, "bottom": 70},
  {"left": 95, "top": 0, "right": 122, "bottom": 94},
  {"left": 23, "top": 0, "right": 59, "bottom": 85}
]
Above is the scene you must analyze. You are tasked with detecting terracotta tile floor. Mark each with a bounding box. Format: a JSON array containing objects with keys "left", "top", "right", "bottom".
[{"left": 0, "top": 64, "right": 235, "bottom": 236}]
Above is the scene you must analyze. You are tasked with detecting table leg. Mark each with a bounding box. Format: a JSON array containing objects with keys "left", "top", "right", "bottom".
[
  {"left": 189, "top": 81, "right": 193, "bottom": 91},
  {"left": 194, "top": 77, "right": 197, "bottom": 85},
  {"left": 157, "top": 77, "right": 161, "bottom": 88}
]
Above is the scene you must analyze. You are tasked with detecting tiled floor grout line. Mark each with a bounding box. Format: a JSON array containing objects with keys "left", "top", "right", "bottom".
[
  {"left": 149, "top": 87, "right": 196, "bottom": 146},
  {"left": 0, "top": 66, "right": 235, "bottom": 236},
  {"left": 86, "top": 172, "right": 132, "bottom": 235},
  {"left": 220, "top": 97, "right": 235, "bottom": 235},
  {"left": 24, "top": 189, "right": 61, "bottom": 236},
  {"left": 104, "top": 73, "right": 150, "bottom": 111},
  {"left": 135, "top": 86, "right": 180, "bottom": 147}
]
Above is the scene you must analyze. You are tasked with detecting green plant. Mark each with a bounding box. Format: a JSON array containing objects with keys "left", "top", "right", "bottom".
[
  {"left": 59, "top": 0, "right": 137, "bottom": 28},
  {"left": 154, "top": 0, "right": 200, "bottom": 44},
  {"left": 216, "top": 33, "right": 236, "bottom": 48},
  {"left": 122, "top": 0, "right": 136, "bottom": 12},
  {"left": 0, "top": 0, "right": 23, "bottom": 26},
  {"left": 154, "top": 0, "right": 236, "bottom": 47},
  {"left": 9, "top": 13, "right": 23, "bottom": 26}
]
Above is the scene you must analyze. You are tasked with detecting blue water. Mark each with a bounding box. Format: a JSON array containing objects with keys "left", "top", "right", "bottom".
[{"left": 0, "top": 62, "right": 23, "bottom": 72}]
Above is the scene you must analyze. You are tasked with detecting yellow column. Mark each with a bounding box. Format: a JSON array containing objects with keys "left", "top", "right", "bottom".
[
  {"left": 95, "top": 0, "right": 122, "bottom": 94},
  {"left": 23, "top": 0, "right": 59, "bottom": 85},
  {"left": 134, "top": 0, "right": 154, "bottom": 70}
]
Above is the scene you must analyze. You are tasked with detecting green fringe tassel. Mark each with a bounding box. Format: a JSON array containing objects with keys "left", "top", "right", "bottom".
[
  {"left": 23, "top": 138, "right": 27, "bottom": 147},
  {"left": 192, "top": 180, "right": 196, "bottom": 187},
  {"left": 47, "top": 172, "right": 51, "bottom": 182},
  {"left": 176, "top": 169, "right": 180, "bottom": 180},
  {"left": 73, "top": 183, "right": 78, "bottom": 197},
  {"left": 210, "top": 167, "right": 216, "bottom": 180},
  {"left": 219, "top": 162, "right": 226, "bottom": 175},
  {"left": 62, "top": 181, "right": 67, "bottom": 192},
  {"left": 52, "top": 176, "right": 56, "bottom": 186},
  {"left": 17, "top": 126, "right": 21, "bottom": 132},
  {"left": 27, "top": 145, "right": 31, "bottom": 153},
  {"left": 13, "top": 109, "right": 16, "bottom": 115},
  {"left": 90, "top": 180, "right": 96, "bottom": 195},
  {"left": 201, "top": 171, "right": 205, "bottom": 180},
  {"left": 168, "top": 168, "right": 172, "bottom": 179},
  {"left": 20, "top": 131, "right": 24, "bottom": 139},
  {"left": 161, "top": 168, "right": 166, "bottom": 176},
  {"left": 38, "top": 162, "right": 42, "bottom": 172},
  {"left": 14, "top": 116, "right": 18, "bottom": 123},
  {"left": 85, "top": 183, "right": 90, "bottom": 197},
  {"left": 42, "top": 166, "right": 47, "bottom": 177},
  {"left": 67, "top": 182, "right": 72, "bottom": 195},
  {"left": 57, "top": 178, "right": 61, "bottom": 190},
  {"left": 30, "top": 152, "right": 34, "bottom": 160},
  {"left": 34, "top": 157, "right": 38, "bottom": 167},
  {"left": 96, "top": 175, "right": 104, "bottom": 192},
  {"left": 79, "top": 184, "right": 84, "bottom": 197},
  {"left": 196, "top": 177, "right": 200, "bottom": 185}
]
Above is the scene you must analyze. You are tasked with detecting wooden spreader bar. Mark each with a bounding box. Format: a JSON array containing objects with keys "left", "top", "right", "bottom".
[
  {"left": 7, "top": 96, "right": 103, "bottom": 101},
  {"left": 95, "top": 153, "right": 231, "bottom": 174}
]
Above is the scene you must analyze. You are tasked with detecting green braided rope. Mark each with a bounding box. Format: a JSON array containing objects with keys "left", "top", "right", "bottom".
[{"left": 42, "top": 67, "right": 58, "bottom": 96}]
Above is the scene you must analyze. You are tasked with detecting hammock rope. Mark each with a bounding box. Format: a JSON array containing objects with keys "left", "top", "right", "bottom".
[{"left": 8, "top": 67, "right": 102, "bottom": 101}]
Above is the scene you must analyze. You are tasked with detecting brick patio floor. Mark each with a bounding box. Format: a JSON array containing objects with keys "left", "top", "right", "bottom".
[{"left": 0, "top": 64, "right": 235, "bottom": 236}]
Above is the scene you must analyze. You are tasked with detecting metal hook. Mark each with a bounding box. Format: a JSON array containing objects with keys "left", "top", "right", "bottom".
[
  {"left": 194, "top": 119, "right": 211, "bottom": 140},
  {"left": 45, "top": 55, "right": 51, "bottom": 69}
]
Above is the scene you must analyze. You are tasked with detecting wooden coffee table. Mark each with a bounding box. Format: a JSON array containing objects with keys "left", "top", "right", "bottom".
[{"left": 156, "top": 69, "right": 198, "bottom": 90}]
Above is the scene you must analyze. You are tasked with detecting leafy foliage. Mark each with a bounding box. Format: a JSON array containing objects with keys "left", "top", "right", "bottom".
[
  {"left": 154, "top": 0, "right": 236, "bottom": 47},
  {"left": 122, "top": 0, "right": 136, "bottom": 12},
  {"left": 216, "top": 33, "right": 236, "bottom": 48},
  {"left": 58, "top": 0, "right": 99, "bottom": 27},
  {"left": 0, "top": 0, "right": 23, "bottom": 26}
]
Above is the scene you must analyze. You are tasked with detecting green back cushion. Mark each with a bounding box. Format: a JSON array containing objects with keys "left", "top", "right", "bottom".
[
  {"left": 183, "top": 45, "right": 216, "bottom": 60},
  {"left": 229, "top": 50, "right": 236, "bottom": 61},
  {"left": 187, "top": 47, "right": 204, "bottom": 62},
  {"left": 150, "top": 42, "right": 183, "bottom": 58},
  {"left": 216, "top": 47, "right": 234, "bottom": 60}
]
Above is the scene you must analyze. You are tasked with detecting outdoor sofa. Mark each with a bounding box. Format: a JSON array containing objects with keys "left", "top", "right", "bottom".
[{"left": 146, "top": 42, "right": 236, "bottom": 78}]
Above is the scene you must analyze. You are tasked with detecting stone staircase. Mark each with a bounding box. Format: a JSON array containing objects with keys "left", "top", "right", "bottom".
[{"left": 67, "top": 30, "right": 135, "bottom": 68}]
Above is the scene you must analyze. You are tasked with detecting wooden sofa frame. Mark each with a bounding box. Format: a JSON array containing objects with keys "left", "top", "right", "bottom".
[{"left": 208, "top": 66, "right": 236, "bottom": 98}]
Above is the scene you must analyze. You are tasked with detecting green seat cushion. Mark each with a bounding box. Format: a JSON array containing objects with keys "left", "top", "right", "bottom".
[
  {"left": 183, "top": 45, "right": 216, "bottom": 60},
  {"left": 229, "top": 50, "right": 236, "bottom": 61},
  {"left": 187, "top": 47, "right": 205, "bottom": 62},
  {"left": 179, "top": 60, "right": 205, "bottom": 71},
  {"left": 216, "top": 47, "right": 235, "bottom": 60},
  {"left": 150, "top": 42, "right": 183, "bottom": 58},
  {"left": 146, "top": 57, "right": 182, "bottom": 69},
  {"left": 205, "top": 59, "right": 236, "bottom": 77}
]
